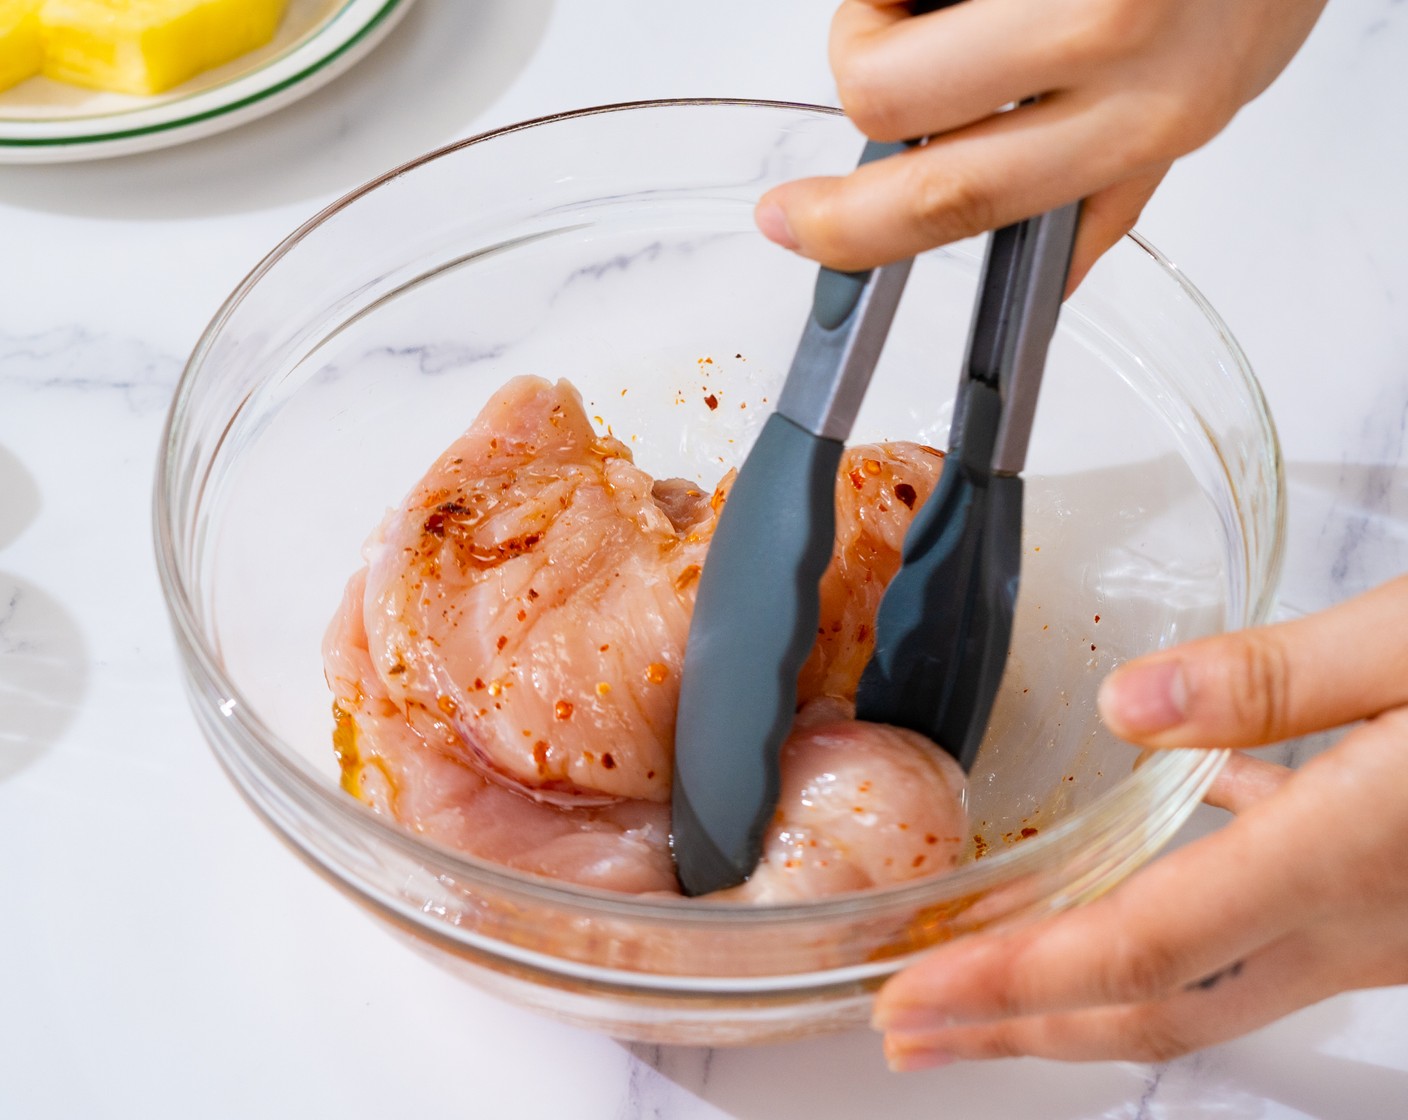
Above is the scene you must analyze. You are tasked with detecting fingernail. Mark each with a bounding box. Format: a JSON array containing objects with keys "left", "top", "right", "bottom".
[
  {"left": 1099, "top": 659, "right": 1188, "bottom": 735},
  {"left": 755, "top": 200, "right": 799, "bottom": 250},
  {"left": 885, "top": 1039, "right": 958, "bottom": 1073}
]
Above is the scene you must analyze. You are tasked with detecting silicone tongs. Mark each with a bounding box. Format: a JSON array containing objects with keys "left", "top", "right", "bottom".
[
  {"left": 672, "top": 200, "right": 1079, "bottom": 895},
  {"left": 672, "top": 1, "right": 1082, "bottom": 896},
  {"left": 670, "top": 135, "right": 916, "bottom": 896},
  {"left": 854, "top": 201, "right": 1081, "bottom": 766}
]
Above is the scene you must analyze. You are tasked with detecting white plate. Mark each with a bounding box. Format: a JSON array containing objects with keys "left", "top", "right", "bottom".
[{"left": 0, "top": 0, "right": 417, "bottom": 163}]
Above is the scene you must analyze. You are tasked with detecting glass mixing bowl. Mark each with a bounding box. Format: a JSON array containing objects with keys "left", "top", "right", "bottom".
[{"left": 155, "top": 100, "right": 1284, "bottom": 1045}]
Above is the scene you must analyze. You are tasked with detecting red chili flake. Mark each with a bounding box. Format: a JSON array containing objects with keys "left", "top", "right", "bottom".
[
  {"left": 1094, "top": 614, "right": 1101, "bottom": 623},
  {"left": 527, "top": 588, "right": 540, "bottom": 600},
  {"left": 1020, "top": 827, "right": 1039, "bottom": 839},
  {"left": 893, "top": 482, "right": 917, "bottom": 508},
  {"left": 496, "top": 635, "right": 507, "bottom": 651},
  {"left": 924, "top": 833, "right": 938, "bottom": 845},
  {"left": 862, "top": 458, "right": 882, "bottom": 476},
  {"left": 848, "top": 468, "right": 866, "bottom": 490},
  {"left": 602, "top": 753, "right": 616, "bottom": 770},
  {"left": 422, "top": 499, "right": 472, "bottom": 539},
  {"left": 533, "top": 741, "right": 549, "bottom": 773},
  {"left": 437, "top": 695, "right": 457, "bottom": 716},
  {"left": 704, "top": 394, "right": 719, "bottom": 411},
  {"left": 912, "top": 854, "right": 926, "bottom": 868},
  {"left": 472, "top": 677, "right": 485, "bottom": 691},
  {"left": 644, "top": 662, "right": 668, "bottom": 684},
  {"left": 1091, "top": 644, "right": 1097, "bottom": 651},
  {"left": 554, "top": 700, "right": 573, "bottom": 721},
  {"left": 516, "top": 609, "right": 527, "bottom": 622},
  {"left": 646, "top": 769, "right": 656, "bottom": 780}
]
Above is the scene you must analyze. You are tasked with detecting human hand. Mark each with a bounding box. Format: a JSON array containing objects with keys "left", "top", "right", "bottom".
[
  {"left": 758, "top": 0, "right": 1328, "bottom": 289},
  {"left": 873, "top": 575, "right": 1408, "bottom": 1067}
]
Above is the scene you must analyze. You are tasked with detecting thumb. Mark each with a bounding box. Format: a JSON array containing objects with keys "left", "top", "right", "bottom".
[{"left": 1097, "top": 576, "right": 1408, "bottom": 750}]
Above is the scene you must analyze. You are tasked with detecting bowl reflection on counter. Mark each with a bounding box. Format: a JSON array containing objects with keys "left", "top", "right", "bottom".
[{"left": 155, "top": 99, "right": 1284, "bottom": 1045}]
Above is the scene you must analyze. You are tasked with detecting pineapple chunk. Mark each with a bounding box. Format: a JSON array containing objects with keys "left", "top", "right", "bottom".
[
  {"left": 39, "top": 0, "right": 289, "bottom": 95},
  {"left": 0, "top": 1, "right": 43, "bottom": 93}
]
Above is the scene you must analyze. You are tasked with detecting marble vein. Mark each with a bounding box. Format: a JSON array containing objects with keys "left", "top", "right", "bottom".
[{"left": 0, "top": 325, "right": 181, "bottom": 417}]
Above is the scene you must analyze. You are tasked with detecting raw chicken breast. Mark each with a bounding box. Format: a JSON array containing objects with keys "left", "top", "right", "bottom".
[
  {"left": 327, "top": 570, "right": 678, "bottom": 893},
  {"left": 325, "top": 375, "right": 966, "bottom": 900},
  {"left": 718, "top": 700, "right": 968, "bottom": 904},
  {"left": 799, "top": 441, "right": 945, "bottom": 700},
  {"left": 361, "top": 376, "right": 715, "bottom": 804}
]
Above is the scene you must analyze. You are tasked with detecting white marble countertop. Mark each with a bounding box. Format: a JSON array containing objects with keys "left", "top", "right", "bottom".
[{"left": 3, "top": 2, "right": 1407, "bottom": 1116}]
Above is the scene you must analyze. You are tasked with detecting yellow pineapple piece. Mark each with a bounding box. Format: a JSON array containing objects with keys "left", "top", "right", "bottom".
[
  {"left": 39, "top": 0, "right": 288, "bottom": 95},
  {"left": 0, "top": 1, "right": 43, "bottom": 93}
]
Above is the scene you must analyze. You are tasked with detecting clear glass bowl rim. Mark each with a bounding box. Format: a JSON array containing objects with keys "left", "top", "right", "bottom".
[{"left": 153, "top": 97, "right": 1285, "bottom": 929}]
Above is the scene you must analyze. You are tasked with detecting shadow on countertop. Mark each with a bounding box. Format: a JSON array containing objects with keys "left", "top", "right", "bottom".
[
  {"left": 0, "top": 442, "right": 39, "bottom": 552},
  {"left": 0, "top": 0, "right": 555, "bottom": 219},
  {"left": 0, "top": 446, "right": 88, "bottom": 783},
  {"left": 621, "top": 988, "right": 1408, "bottom": 1119},
  {"left": 0, "top": 571, "right": 88, "bottom": 784}
]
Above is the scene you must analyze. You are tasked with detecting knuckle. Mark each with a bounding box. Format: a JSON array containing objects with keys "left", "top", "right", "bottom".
[
  {"left": 1221, "top": 633, "right": 1294, "bottom": 743},
  {"left": 806, "top": 188, "right": 874, "bottom": 271},
  {"left": 1100, "top": 929, "right": 1185, "bottom": 1003},
  {"left": 1052, "top": 0, "right": 1160, "bottom": 66},
  {"left": 968, "top": 1027, "right": 1027, "bottom": 1061},
  {"left": 1122, "top": 102, "right": 1182, "bottom": 170},
  {"left": 1144, "top": 96, "right": 1218, "bottom": 165},
  {"left": 1099, "top": 97, "right": 1189, "bottom": 178},
  {"left": 833, "top": 58, "right": 903, "bottom": 141},
  {"left": 989, "top": 934, "right": 1064, "bottom": 1021},
  {"left": 911, "top": 161, "right": 997, "bottom": 247},
  {"left": 1126, "top": 1012, "right": 1199, "bottom": 1063}
]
